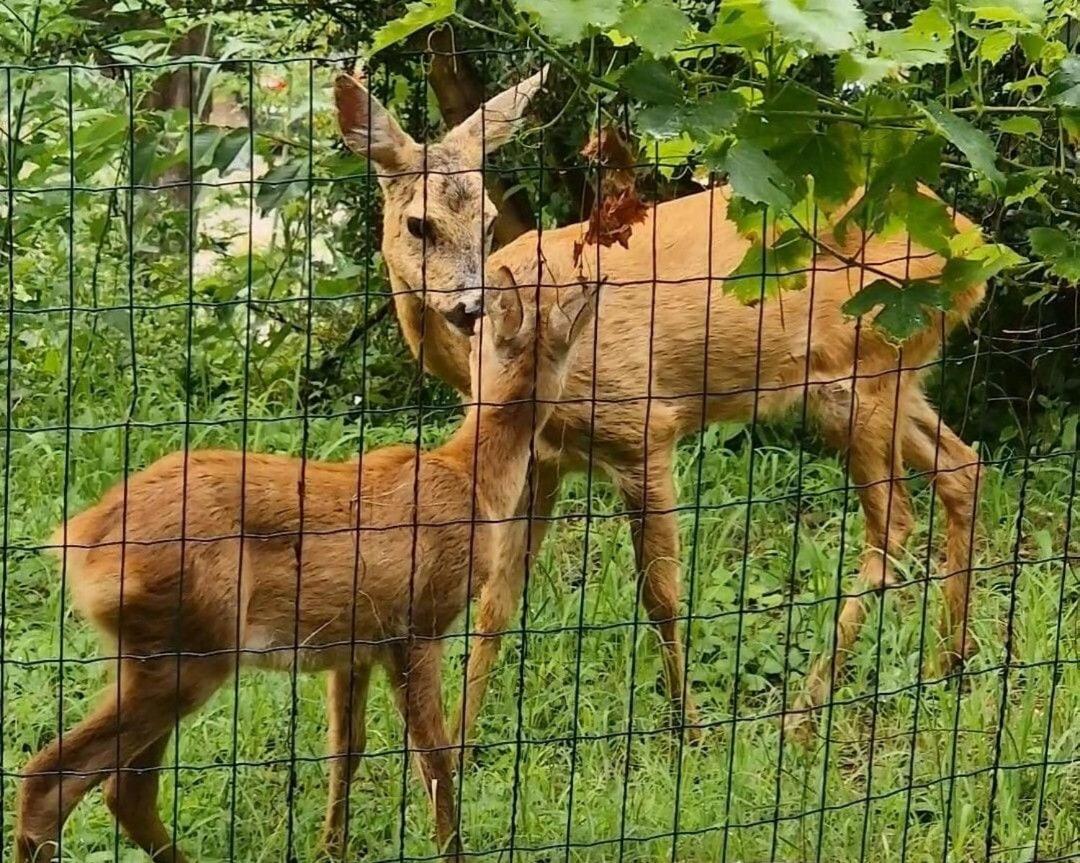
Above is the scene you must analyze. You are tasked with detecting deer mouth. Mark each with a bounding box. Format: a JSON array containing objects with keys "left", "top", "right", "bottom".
[{"left": 443, "top": 301, "right": 483, "bottom": 335}]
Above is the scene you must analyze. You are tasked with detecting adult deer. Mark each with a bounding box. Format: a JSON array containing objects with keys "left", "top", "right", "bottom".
[
  {"left": 334, "top": 69, "right": 984, "bottom": 743},
  {"left": 18, "top": 269, "right": 597, "bottom": 862}
]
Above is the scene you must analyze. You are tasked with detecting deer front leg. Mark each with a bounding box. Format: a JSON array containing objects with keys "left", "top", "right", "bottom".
[
  {"left": 454, "top": 461, "right": 560, "bottom": 746},
  {"left": 788, "top": 382, "right": 914, "bottom": 743},
  {"left": 390, "top": 642, "right": 461, "bottom": 861},
  {"left": 617, "top": 458, "right": 700, "bottom": 740},
  {"left": 320, "top": 663, "right": 373, "bottom": 860}
]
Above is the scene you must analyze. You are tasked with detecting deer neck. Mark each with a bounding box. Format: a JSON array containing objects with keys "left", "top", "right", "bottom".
[
  {"left": 391, "top": 288, "right": 472, "bottom": 396},
  {"left": 442, "top": 376, "right": 550, "bottom": 521}
]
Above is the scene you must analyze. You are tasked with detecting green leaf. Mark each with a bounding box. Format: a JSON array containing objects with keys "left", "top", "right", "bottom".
[
  {"left": 895, "top": 189, "right": 958, "bottom": 256},
  {"left": 776, "top": 123, "right": 864, "bottom": 211},
  {"left": 256, "top": 160, "right": 308, "bottom": 213},
  {"left": 1047, "top": 57, "right": 1080, "bottom": 109},
  {"left": 637, "top": 104, "right": 683, "bottom": 139},
  {"left": 370, "top": 0, "right": 455, "bottom": 55},
  {"left": 1029, "top": 227, "right": 1080, "bottom": 283},
  {"left": 1002, "top": 169, "right": 1046, "bottom": 206},
  {"left": 714, "top": 141, "right": 794, "bottom": 210},
  {"left": 726, "top": 229, "right": 814, "bottom": 302},
  {"left": 941, "top": 242, "right": 1025, "bottom": 290},
  {"left": 875, "top": 7, "right": 951, "bottom": 67},
  {"left": 192, "top": 127, "right": 221, "bottom": 171},
  {"left": 681, "top": 92, "right": 744, "bottom": 141},
  {"left": 618, "top": 0, "right": 691, "bottom": 57},
  {"left": 995, "top": 115, "right": 1042, "bottom": 137},
  {"left": 920, "top": 101, "right": 1006, "bottom": 192},
  {"left": 960, "top": 0, "right": 1045, "bottom": 26},
  {"left": 977, "top": 29, "right": 1015, "bottom": 65},
  {"left": 762, "top": 0, "right": 865, "bottom": 54},
  {"left": 706, "top": 0, "right": 772, "bottom": 50},
  {"left": 835, "top": 52, "right": 895, "bottom": 86},
  {"left": 842, "top": 278, "right": 948, "bottom": 340},
  {"left": 212, "top": 127, "right": 249, "bottom": 174},
  {"left": 619, "top": 56, "right": 683, "bottom": 105},
  {"left": 131, "top": 132, "right": 161, "bottom": 186},
  {"left": 514, "top": 0, "right": 621, "bottom": 44}
]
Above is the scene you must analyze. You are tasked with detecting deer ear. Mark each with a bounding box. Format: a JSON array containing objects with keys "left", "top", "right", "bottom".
[
  {"left": 487, "top": 267, "right": 526, "bottom": 341},
  {"left": 444, "top": 65, "right": 548, "bottom": 157},
  {"left": 550, "top": 281, "right": 599, "bottom": 347},
  {"left": 334, "top": 72, "right": 418, "bottom": 173}
]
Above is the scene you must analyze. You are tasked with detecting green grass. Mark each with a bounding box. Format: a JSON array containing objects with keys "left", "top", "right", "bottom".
[{"left": 2, "top": 321, "right": 1078, "bottom": 862}]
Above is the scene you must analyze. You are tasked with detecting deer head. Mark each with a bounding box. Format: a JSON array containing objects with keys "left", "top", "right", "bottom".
[
  {"left": 470, "top": 266, "right": 597, "bottom": 414},
  {"left": 334, "top": 66, "right": 547, "bottom": 333}
]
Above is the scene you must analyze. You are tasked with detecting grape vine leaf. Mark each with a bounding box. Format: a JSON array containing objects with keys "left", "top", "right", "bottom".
[
  {"left": 1029, "top": 227, "right": 1080, "bottom": 283},
  {"left": 619, "top": 56, "right": 683, "bottom": 104},
  {"left": 920, "top": 101, "right": 1006, "bottom": 192},
  {"left": 514, "top": 0, "right": 622, "bottom": 44},
  {"left": 762, "top": 0, "right": 866, "bottom": 54},
  {"left": 726, "top": 229, "right": 814, "bottom": 301},
  {"left": 1047, "top": 57, "right": 1080, "bottom": 108},
  {"left": 618, "top": 0, "right": 692, "bottom": 57},
  {"left": 842, "top": 278, "right": 949, "bottom": 340},
  {"left": 712, "top": 141, "right": 794, "bottom": 210},
  {"left": 369, "top": 0, "right": 455, "bottom": 55}
]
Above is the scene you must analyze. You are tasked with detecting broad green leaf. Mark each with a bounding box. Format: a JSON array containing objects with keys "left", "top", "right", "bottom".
[
  {"left": 637, "top": 104, "right": 683, "bottom": 139},
  {"left": 256, "top": 160, "right": 308, "bottom": 213},
  {"left": 706, "top": 0, "right": 772, "bottom": 51},
  {"left": 941, "top": 242, "right": 1026, "bottom": 289},
  {"left": 1029, "top": 227, "right": 1080, "bottom": 283},
  {"left": 212, "top": 128, "right": 249, "bottom": 174},
  {"left": 651, "top": 134, "right": 695, "bottom": 178},
  {"left": 619, "top": 56, "right": 683, "bottom": 104},
  {"left": 1047, "top": 57, "right": 1080, "bottom": 108},
  {"left": 836, "top": 52, "right": 895, "bottom": 86},
  {"left": 1003, "top": 169, "right": 1046, "bottom": 206},
  {"left": 995, "top": 115, "right": 1042, "bottom": 137},
  {"left": 977, "top": 30, "right": 1015, "bottom": 65},
  {"left": 762, "top": 0, "right": 865, "bottom": 54},
  {"left": 682, "top": 92, "right": 744, "bottom": 140},
  {"left": 369, "top": 0, "right": 455, "bottom": 55},
  {"left": 714, "top": 141, "right": 794, "bottom": 210},
  {"left": 618, "top": 0, "right": 691, "bottom": 57},
  {"left": 192, "top": 127, "right": 221, "bottom": 171},
  {"left": 876, "top": 7, "right": 951, "bottom": 67},
  {"left": 777, "top": 122, "right": 864, "bottom": 211},
  {"left": 920, "top": 101, "right": 1006, "bottom": 191},
  {"left": 960, "top": 0, "right": 1045, "bottom": 26},
  {"left": 895, "top": 189, "right": 958, "bottom": 256},
  {"left": 842, "top": 278, "right": 949, "bottom": 340},
  {"left": 514, "top": 0, "right": 621, "bottom": 44},
  {"left": 726, "top": 229, "right": 813, "bottom": 302}
]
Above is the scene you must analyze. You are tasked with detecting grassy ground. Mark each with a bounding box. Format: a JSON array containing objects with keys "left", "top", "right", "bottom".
[{"left": 2, "top": 369, "right": 1078, "bottom": 863}]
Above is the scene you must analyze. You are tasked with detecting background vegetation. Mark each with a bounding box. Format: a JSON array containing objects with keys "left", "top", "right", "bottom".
[{"left": 1, "top": 0, "right": 1078, "bottom": 860}]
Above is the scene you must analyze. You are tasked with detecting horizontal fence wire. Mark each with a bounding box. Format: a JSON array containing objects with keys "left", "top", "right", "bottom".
[{"left": 1, "top": 31, "right": 1078, "bottom": 863}]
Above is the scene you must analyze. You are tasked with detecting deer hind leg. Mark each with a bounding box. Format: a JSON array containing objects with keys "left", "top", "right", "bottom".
[
  {"left": 788, "top": 380, "right": 915, "bottom": 739},
  {"left": 617, "top": 456, "right": 699, "bottom": 739},
  {"left": 902, "top": 392, "right": 982, "bottom": 675},
  {"left": 454, "top": 460, "right": 561, "bottom": 745},
  {"left": 390, "top": 642, "right": 461, "bottom": 862},
  {"left": 102, "top": 732, "right": 188, "bottom": 863},
  {"left": 16, "top": 657, "right": 227, "bottom": 863},
  {"left": 320, "top": 663, "right": 373, "bottom": 860}
]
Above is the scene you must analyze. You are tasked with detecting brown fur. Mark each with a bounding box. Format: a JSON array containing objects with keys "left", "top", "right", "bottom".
[
  {"left": 16, "top": 272, "right": 596, "bottom": 863},
  {"left": 337, "top": 74, "right": 985, "bottom": 747}
]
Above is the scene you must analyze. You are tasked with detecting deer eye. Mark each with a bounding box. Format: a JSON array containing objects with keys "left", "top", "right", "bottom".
[{"left": 407, "top": 216, "right": 436, "bottom": 244}]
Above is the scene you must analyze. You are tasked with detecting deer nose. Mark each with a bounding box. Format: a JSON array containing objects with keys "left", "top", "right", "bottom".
[{"left": 444, "top": 297, "right": 483, "bottom": 334}]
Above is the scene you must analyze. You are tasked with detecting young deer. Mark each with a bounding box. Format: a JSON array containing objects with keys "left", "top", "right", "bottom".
[
  {"left": 17, "top": 269, "right": 597, "bottom": 863},
  {"left": 334, "top": 72, "right": 984, "bottom": 743}
]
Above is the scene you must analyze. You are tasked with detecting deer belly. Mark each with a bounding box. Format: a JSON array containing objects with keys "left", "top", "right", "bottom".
[{"left": 241, "top": 622, "right": 368, "bottom": 672}]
